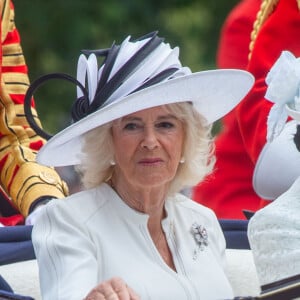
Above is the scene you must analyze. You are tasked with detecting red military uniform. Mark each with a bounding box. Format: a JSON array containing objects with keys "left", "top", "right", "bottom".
[
  {"left": 194, "top": 0, "right": 300, "bottom": 219},
  {"left": 236, "top": 0, "right": 300, "bottom": 196},
  {"left": 0, "top": 0, "right": 68, "bottom": 225},
  {"left": 193, "top": 0, "right": 268, "bottom": 219}
]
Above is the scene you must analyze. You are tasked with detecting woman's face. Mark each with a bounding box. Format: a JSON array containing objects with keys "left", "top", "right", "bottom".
[{"left": 111, "top": 105, "right": 185, "bottom": 189}]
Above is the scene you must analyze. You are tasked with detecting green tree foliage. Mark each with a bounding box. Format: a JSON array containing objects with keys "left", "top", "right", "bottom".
[{"left": 14, "top": 0, "right": 239, "bottom": 135}]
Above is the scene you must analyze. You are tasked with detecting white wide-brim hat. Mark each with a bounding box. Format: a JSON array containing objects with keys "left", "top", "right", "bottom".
[
  {"left": 29, "top": 33, "right": 254, "bottom": 167},
  {"left": 253, "top": 120, "right": 300, "bottom": 200},
  {"left": 253, "top": 50, "right": 300, "bottom": 199}
]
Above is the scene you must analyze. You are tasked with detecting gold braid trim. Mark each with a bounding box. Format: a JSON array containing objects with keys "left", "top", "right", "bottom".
[
  {"left": 10, "top": 162, "right": 68, "bottom": 216},
  {"left": 298, "top": 0, "right": 300, "bottom": 10},
  {"left": 0, "top": 1, "right": 69, "bottom": 216},
  {"left": 2, "top": 44, "right": 26, "bottom": 67},
  {"left": 0, "top": 0, "right": 9, "bottom": 43},
  {"left": 2, "top": 72, "right": 29, "bottom": 94},
  {"left": 249, "top": 0, "right": 279, "bottom": 60}
]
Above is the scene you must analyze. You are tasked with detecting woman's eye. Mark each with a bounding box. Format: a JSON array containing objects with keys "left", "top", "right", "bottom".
[
  {"left": 156, "top": 122, "right": 175, "bottom": 129},
  {"left": 124, "top": 123, "right": 139, "bottom": 130}
]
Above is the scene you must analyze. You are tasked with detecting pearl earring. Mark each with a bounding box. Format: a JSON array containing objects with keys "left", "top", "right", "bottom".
[
  {"left": 110, "top": 159, "right": 116, "bottom": 166},
  {"left": 180, "top": 157, "right": 185, "bottom": 164}
]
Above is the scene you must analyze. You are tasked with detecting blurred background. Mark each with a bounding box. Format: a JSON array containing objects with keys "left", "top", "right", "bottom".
[
  {"left": 12, "top": 0, "right": 240, "bottom": 193},
  {"left": 14, "top": 0, "right": 239, "bottom": 135}
]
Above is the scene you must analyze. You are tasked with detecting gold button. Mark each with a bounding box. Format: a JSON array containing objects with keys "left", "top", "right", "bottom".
[{"left": 39, "top": 171, "right": 58, "bottom": 185}]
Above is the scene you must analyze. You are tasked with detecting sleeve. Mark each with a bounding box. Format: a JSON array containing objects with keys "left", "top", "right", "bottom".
[
  {"left": 236, "top": 0, "right": 300, "bottom": 162},
  {"left": 32, "top": 200, "right": 99, "bottom": 300},
  {"left": 0, "top": 0, "right": 68, "bottom": 217}
]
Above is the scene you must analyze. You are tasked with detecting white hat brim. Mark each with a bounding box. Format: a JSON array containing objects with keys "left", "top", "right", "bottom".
[
  {"left": 37, "top": 69, "right": 254, "bottom": 166},
  {"left": 253, "top": 120, "right": 300, "bottom": 200}
]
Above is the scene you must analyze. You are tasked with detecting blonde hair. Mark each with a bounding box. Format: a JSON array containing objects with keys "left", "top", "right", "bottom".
[{"left": 77, "top": 102, "right": 215, "bottom": 194}]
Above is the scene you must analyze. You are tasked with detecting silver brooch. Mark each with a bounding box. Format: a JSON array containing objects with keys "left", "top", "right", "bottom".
[{"left": 190, "top": 222, "right": 208, "bottom": 260}]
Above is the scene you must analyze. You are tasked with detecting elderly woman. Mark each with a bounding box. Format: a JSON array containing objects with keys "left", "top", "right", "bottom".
[{"left": 29, "top": 32, "right": 254, "bottom": 300}]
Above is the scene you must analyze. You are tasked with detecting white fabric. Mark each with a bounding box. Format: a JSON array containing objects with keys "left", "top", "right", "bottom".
[
  {"left": 0, "top": 249, "right": 261, "bottom": 299},
  {"left": 32, "top": 183, "right": 233, "bottom": 300},
  {"left": 25, "top": 204, "right": 47, "bottom": 225},
  {"left": 286, "top": 100, "right": 300, "bottom": 121},
  {"left": 225, "top": 249, "right": 260, "bottom": 297},
  {"left": 265, "top": 51, "right": 300, "bottom": 142},
  {"left": 77, "top": 54, "right": 98, "bottom": 102},
  {"left": 0, "top": 260, "right": 40, "bottom": 299},
  {"left": 253, "top": 120, "right": 300, "bottom": 200},
  {"left": 248, "top": 176, "right": 300, "bottom": 286}
]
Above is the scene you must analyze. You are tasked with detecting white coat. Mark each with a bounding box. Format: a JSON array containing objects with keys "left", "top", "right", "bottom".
[{"left": 32, "top": 183, "right": 233, "bottom": 300}]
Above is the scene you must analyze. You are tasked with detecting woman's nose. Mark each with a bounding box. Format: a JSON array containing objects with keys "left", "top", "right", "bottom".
[{"left": 140, "top": 127, "right": 159, "bottom": 150}]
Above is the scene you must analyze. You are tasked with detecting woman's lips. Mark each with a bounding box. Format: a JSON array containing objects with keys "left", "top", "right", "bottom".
[{"left": 138, "top": 158, "right": 163, "bottom": 165}]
